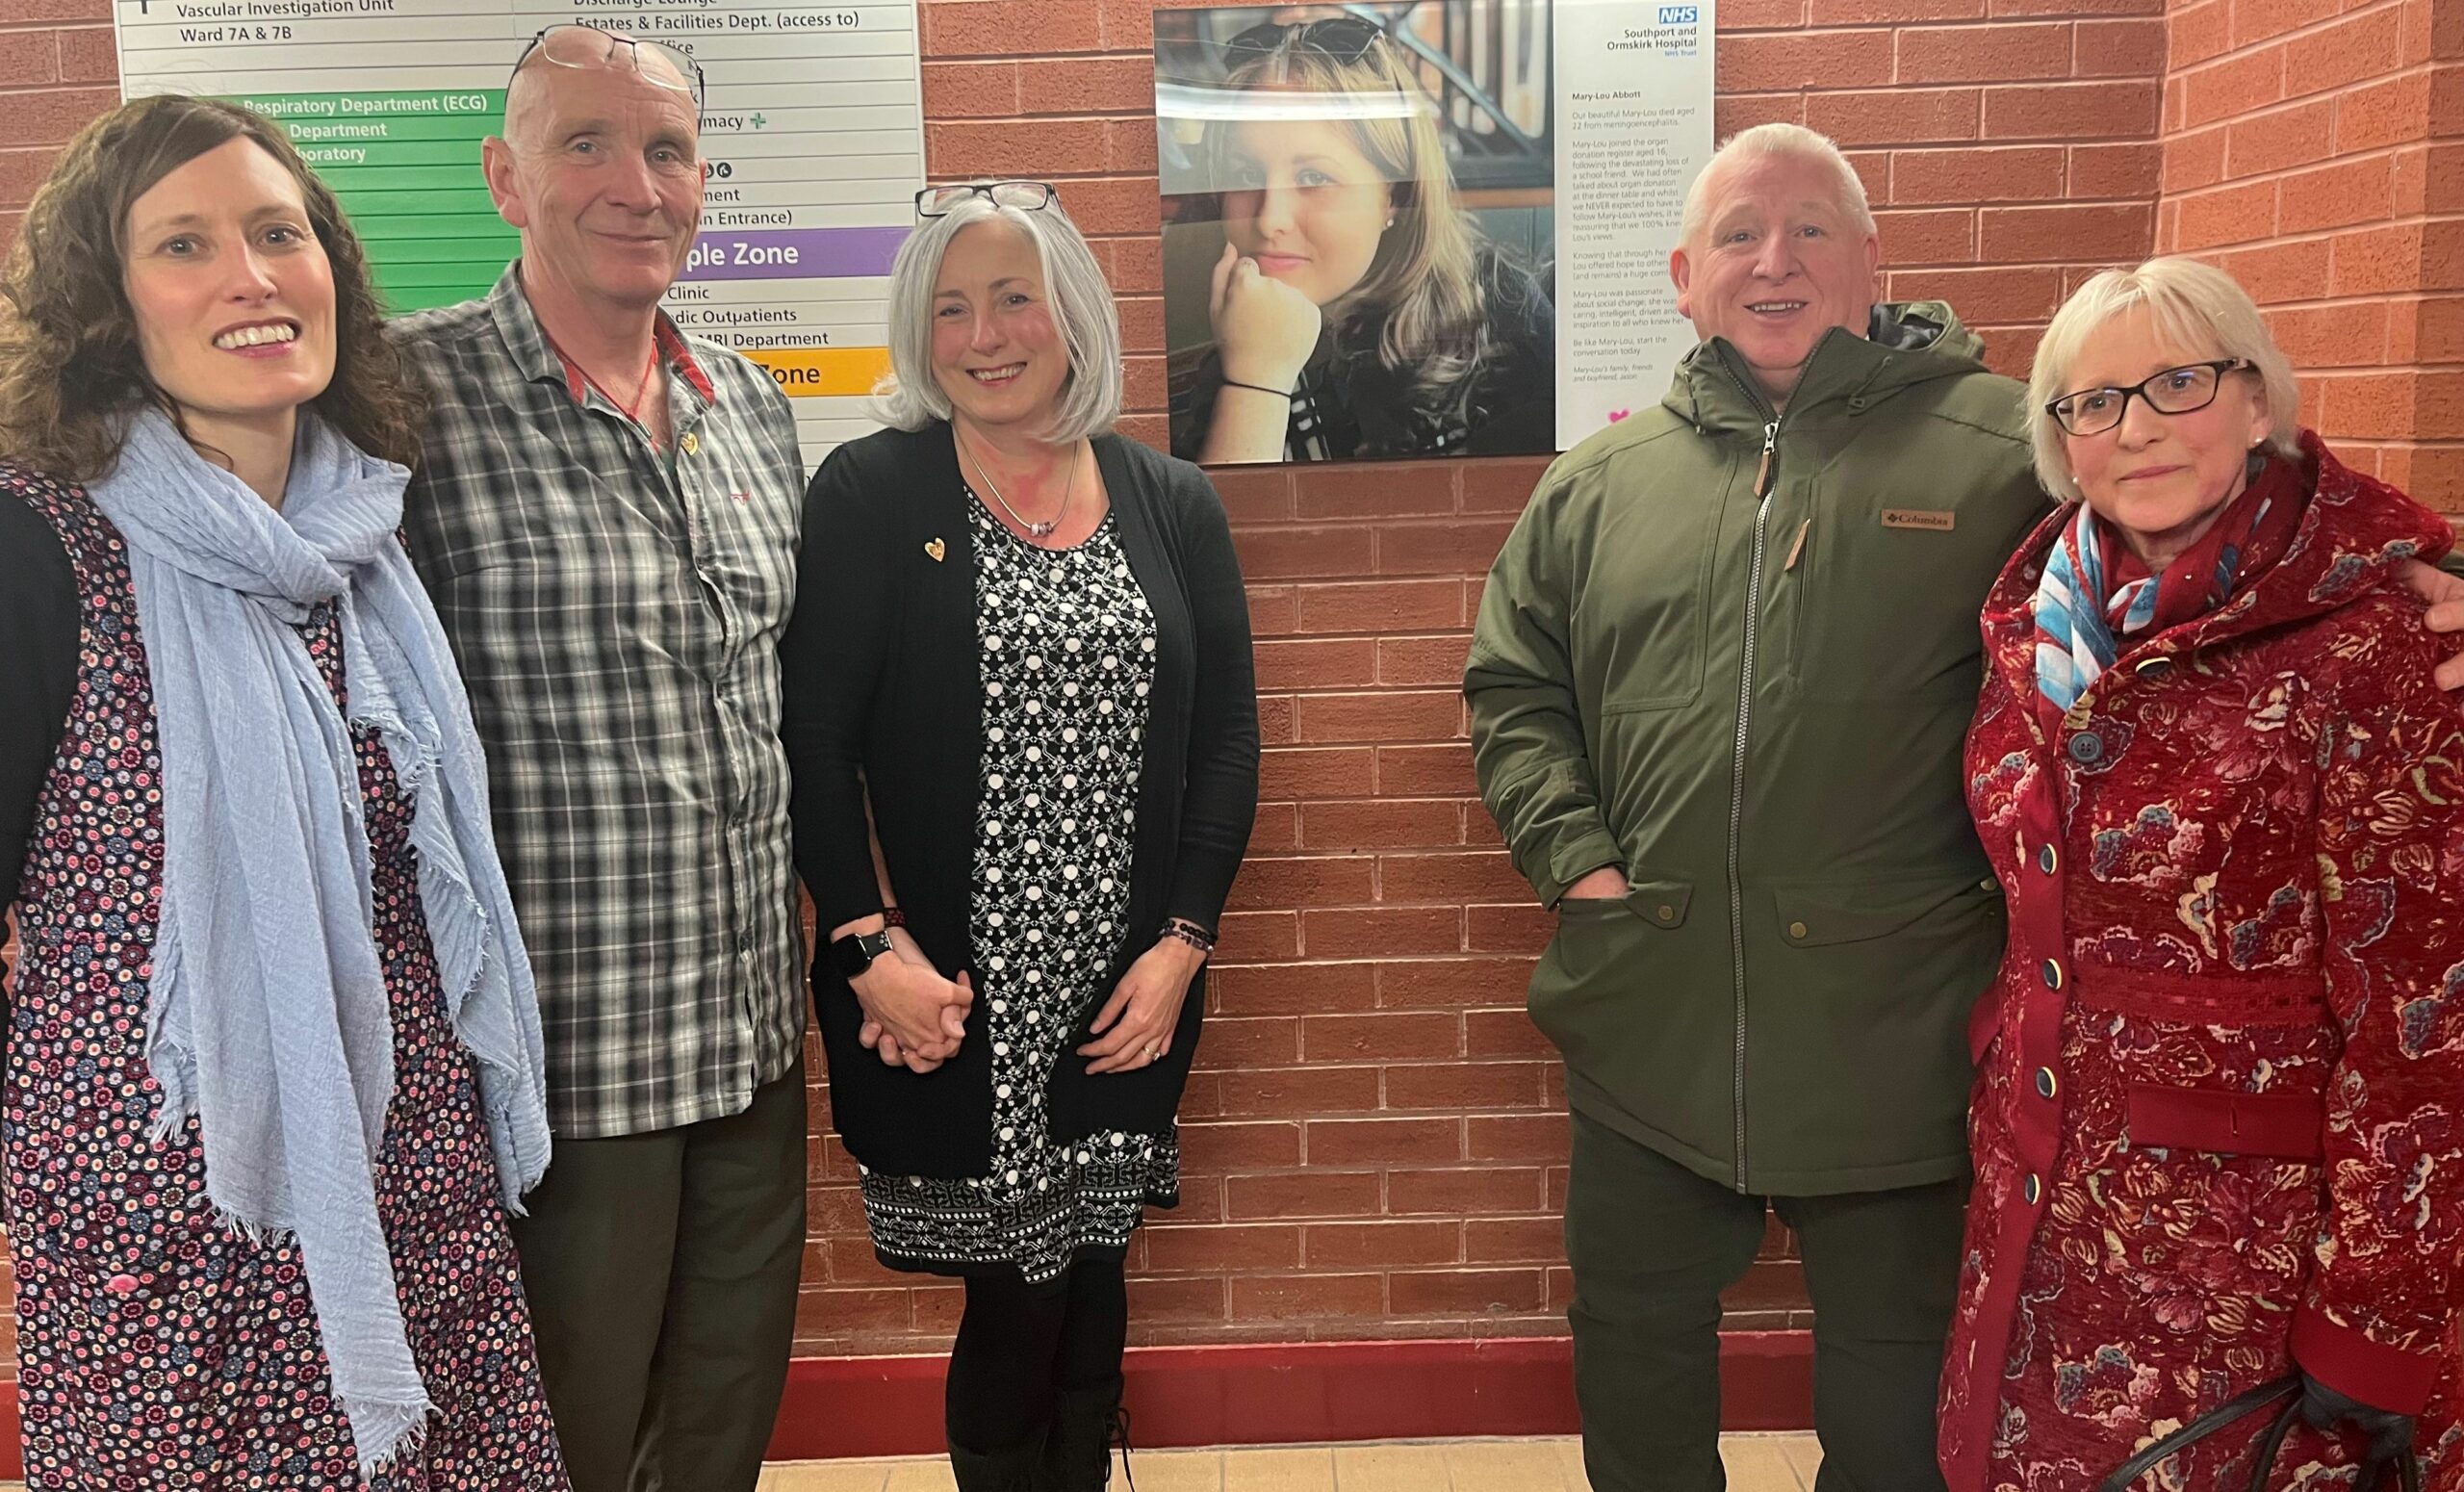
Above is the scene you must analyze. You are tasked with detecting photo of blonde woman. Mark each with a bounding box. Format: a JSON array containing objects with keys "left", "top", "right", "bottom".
[{"left": 1158, "top": 4, "right": 1556, "bottom": 464}]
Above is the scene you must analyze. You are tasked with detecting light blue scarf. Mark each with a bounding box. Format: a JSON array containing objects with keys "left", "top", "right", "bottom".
[{"left": 85, "top": 408, "right": 552, "bottom": 1477}]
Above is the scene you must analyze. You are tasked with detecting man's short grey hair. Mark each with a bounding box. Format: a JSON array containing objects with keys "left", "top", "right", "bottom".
[
  {"left": 876, "top": 190, "right": 1122, "bottom": 443},
  {"left": 1678, "top": 122, "right": 1876, "bottom": 249},
  {"left": 2027, "top": 256, "right": 2301, "bottom": 504}
]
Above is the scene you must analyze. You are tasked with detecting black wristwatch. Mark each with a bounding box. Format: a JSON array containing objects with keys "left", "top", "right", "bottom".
[{"left": 830, "top": 927, "right": 895, "bottom": 981}]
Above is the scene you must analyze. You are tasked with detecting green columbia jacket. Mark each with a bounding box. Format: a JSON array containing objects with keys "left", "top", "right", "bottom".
[{"left": 1466, "top": 303, "right": 2054, "bottom": 1196}]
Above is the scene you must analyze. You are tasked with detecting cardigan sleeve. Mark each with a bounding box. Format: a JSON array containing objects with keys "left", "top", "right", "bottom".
[
  {"left": 1162, "top": 461, "right": 1260, "bottom": 938},
  {"left": 1, "top": 493, "right": 80, "bottom": 1003},
  {"left": 779, "top": 444, "right": 894, "bottom": 938}
]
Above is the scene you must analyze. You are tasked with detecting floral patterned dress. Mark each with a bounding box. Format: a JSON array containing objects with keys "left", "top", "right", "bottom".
[
  {"left": 1940, "top": 434, "right": 2464, "bottom": 1491},
  {"left": 2, "top": 471, "right": 568, "bottom": 1488}
]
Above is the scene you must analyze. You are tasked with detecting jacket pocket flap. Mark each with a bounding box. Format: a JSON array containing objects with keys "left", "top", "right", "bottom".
[
  {"left": 2126, "top": 1084, "right": 2323, "bottom": 1161},
  {"left": 1625, "top": 877, "right": 1691, "bottom": 928},
  {"left": 1773, "top": 875, "right": 1997, "bottom": 947}
]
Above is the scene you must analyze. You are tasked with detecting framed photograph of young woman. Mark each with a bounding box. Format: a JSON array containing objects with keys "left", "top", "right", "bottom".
[{"left": 1157, "top": 2, "right": 1559, "bottom": 465}]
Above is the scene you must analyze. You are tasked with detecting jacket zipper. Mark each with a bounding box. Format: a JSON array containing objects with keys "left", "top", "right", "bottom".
[{"left": 1727, "top": 414, "right": 1781, "bottom": 1193}]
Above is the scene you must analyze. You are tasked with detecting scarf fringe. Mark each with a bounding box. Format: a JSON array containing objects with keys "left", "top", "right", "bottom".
[
  {"left": 346, "top": 1389, "right": 438, "bottom": 1480},
  {"left": 206, "top": 1203, "right": 290, "bottom": 1252}
]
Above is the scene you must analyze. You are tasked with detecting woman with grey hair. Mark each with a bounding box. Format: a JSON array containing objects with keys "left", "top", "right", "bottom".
[
  {"left": 779, "top": 179, "right": 1260, "bottom": 1491},
  {"left": 1940, "top": 256, "right": 2464, "bottom": 1489}
]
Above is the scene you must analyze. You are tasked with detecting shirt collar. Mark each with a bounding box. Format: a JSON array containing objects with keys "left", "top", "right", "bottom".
[{"left": 485, "top": 260, "right": 720, "bottom": 408}]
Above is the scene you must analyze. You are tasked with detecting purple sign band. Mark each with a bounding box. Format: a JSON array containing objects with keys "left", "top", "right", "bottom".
[{"left": 680, "top": 225, "right": 911, "bottom": 282}]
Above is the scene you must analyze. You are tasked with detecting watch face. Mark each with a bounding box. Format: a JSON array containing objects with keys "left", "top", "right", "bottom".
[{"left": 833, "top": 929, "right": 891, "bottom": 978}]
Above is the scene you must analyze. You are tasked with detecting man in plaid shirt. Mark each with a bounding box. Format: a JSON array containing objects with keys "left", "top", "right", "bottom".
[{"left": 392, "top": 28, "right": 806, "bottom": 1490}]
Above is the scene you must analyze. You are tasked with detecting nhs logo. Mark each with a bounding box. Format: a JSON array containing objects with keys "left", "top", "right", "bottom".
[{"left": 1658, "top": 5, "right": 1698, "bottom": 20}]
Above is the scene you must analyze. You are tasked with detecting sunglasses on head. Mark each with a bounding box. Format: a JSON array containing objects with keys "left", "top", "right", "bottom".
[
  {"left": 914, "top": 180, "right": 1058, "bottom": 218},
  {"left": 510, "top": 24, "right": 705, "bottom": 107},
  {"left": 1224, "top": 14, "right": 1388, "bottom": 65}
]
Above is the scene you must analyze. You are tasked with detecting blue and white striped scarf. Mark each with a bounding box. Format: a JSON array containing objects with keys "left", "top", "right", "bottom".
[{"left": 2033, "top": 493, "right": 2270, "bottom": 713}]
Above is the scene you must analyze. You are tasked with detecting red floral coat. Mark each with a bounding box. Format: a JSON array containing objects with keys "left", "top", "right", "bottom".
[{"left": 1940, "top": 434, "right": 2464, "bottom": 1492}]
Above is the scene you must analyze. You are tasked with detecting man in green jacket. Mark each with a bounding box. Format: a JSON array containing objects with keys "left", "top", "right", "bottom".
[{"left": 1466, "top": 122, "right": 2042, "bottom": 1490}]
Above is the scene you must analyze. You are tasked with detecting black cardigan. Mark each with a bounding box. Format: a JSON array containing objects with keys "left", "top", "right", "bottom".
[
  {"left": 0, "top": 490, "right": 84, "bottom": 1010},
  {"left": 780, "top": 423, "right": 1260, "bottom": 1178}
]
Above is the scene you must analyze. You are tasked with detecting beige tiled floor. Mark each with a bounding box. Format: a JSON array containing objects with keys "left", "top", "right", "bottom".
[
  {"left": 753, "top": 1433, "right": 1823, "bottom": 1491},
  {"left": 0, "top": 1433, "right": 1820, "bottom": 1492}
]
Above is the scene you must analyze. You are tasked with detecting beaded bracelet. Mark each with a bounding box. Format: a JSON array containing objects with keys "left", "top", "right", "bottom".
[
  {"left": 882, "top": 907, "right": 908, "bottom": 929},
  {"left": 1160, "top": 917, "right": 1216, "bottom": 956}
]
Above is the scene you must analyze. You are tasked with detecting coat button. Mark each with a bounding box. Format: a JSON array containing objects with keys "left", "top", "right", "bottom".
[
  {"left": 2133, "top": 655, "right": 2171, "bottom": 677},
  {"left": 2038, "top": 845, "right": 2057, "bottom": 875},
  {"left": 2023, "top": 1173, "right": 2042, "bottom": 1205},
  {"left": 1788, "top": 920, "right": 1809, "bottom": 939},
  {"left": 680, "top": 431, "right": 701, "bottom": 456},
  {"left": 2067, "top": 732, "right": 2104, "bottom": 764},
  {"left": 1979, "top": 876, "right": 1997, "bottom": 892},
  {"left": 1656, "top": 904, "right": 1677, "bottom": 923},
  {"left": 2034, "top": 1068, "right": 2057, "bottom": 1099},
  {"left": 2040, "top": 959, "right": 2064, "bottom": 990}
]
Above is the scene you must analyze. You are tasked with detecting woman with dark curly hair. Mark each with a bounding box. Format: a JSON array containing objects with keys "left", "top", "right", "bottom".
[{"left": 0, "top": 95, "right": 569, "bottom": 1487}]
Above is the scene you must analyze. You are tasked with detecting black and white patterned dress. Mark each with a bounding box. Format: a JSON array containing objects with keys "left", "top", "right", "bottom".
[{"left": 859, "top": 501, "right": 1182, "bottom": 1281}]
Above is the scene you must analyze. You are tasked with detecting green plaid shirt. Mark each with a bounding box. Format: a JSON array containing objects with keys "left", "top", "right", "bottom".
[{"left": 395, "top": 264, "right": 807, "bottom": 1139}]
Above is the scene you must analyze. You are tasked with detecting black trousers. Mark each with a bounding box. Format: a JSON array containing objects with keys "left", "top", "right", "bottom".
[
  {"left": 945, "top": 1257, "right": 1130, "bottom": 1453},
  {"left": 1564, "top": 1109, "right": 1967, "bottom": 1492},
  {"left": 509, "top": 1058, "right": 808, "bottom": 1492}
]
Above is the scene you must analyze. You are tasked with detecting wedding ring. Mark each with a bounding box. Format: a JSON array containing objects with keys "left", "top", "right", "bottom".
[{"left": 1145, "top": 1044, "right": 1161, "bottom": 1060}]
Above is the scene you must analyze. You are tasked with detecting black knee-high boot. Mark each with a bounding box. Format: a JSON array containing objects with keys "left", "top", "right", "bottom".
[
  {"left": 949, "top": 1272, "right": 1069, "bottom": 1491},
  {"left": 952, "top": 1437, "right": 1045, "bottom": 1492},
  {"left": 1035, "top": 1376, "right": 1125, "bottom": 1491}
]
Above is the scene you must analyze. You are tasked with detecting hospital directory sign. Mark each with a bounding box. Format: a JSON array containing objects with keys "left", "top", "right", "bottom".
[{"left": 113, "top": 0, "right": 928, "bottom": 458}]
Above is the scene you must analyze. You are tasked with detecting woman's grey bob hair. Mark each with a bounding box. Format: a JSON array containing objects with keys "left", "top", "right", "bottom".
[
  {"left": 875, "top": 186, "right": 1124, "bottom": 443},
  {"left": 2027, "top": 256, "right": 2300, "bottom": 504}
]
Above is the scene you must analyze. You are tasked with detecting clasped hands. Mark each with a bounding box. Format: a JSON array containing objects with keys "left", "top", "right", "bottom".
[
  {"left": 850, "top": 927, "right": 1206, "bottom": 1078},
  {"left": 849, "top": 924, "right": 971, "bottom": 1072}
]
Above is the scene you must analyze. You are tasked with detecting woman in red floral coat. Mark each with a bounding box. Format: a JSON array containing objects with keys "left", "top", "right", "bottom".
[{"left": 1939, "top": 256, "right": 2464, "bottom": 1491}]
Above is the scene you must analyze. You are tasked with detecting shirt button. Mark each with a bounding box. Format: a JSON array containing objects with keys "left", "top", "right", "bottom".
[
  {"left": 1787, "top": 920, "right": 1809, "bottom": 939},
  {"left": 2038, "top": 845, "right": 2058, "bottom": 875},
  {"left": 680, "top": 431, "right": 701, "bottom": 456},
  {"left": 2034, "top": 1067, "right": 2058, "bottom": 1099},
  {"left": 2022, "top": 1173, "right": 2042, "bottom": 1205},
  {"left": 2067, "top": 732, "right": 2104, "bottom": 764},
  {"left": 2040, "top": 959, "right": 2064, "bottom": 990}
]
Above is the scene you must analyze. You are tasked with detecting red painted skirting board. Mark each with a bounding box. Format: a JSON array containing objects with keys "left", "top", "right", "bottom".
[
  {"left": 0, "top": 1330, "right": 1811, "bottom": 1476},
  {"left": 760, "top": 1330, "right": 1814, "bottom": 1462}
]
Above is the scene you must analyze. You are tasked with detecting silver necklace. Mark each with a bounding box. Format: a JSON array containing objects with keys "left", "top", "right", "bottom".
[{"left": 963, "top": 429, "right": 1078, "bottom": 541}]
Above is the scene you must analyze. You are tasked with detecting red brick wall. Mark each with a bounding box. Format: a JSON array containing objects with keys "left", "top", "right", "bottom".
[
  {"left": 4, "top": 0, "right": 2447, "bottom": 1371},
  {"left": 807, "top": 0, "right": 2170, "bottom": 1357},
  {"left": 2155, "top": 0, "right": 2463, "bottom": 502}
]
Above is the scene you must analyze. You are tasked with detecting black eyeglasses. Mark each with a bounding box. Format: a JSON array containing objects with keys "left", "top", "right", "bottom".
[
  {"left": 916, "top": 181, "right": 1057, "bottom": 218},
  {"left": 511, "top": 25, "right": 705, "bottom": 108},
  {"left": 1225, "top": 15, "right": 1388, "bottom": 64},
  {"left": 2045, "top": 359, "right": 2255, "bottom": 438}
]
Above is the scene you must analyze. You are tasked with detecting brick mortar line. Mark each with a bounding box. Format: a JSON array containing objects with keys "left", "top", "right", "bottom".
[{"left": 2175, "top": 0, "right": 2413, "bottom": 62}]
